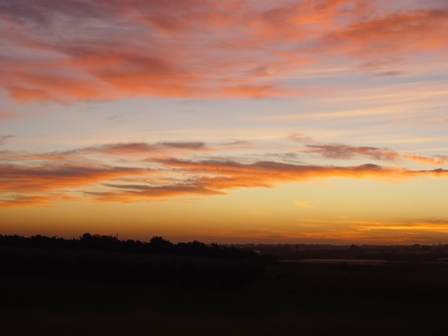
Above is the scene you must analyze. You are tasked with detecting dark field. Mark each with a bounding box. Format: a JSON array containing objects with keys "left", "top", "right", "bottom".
[
  {"left": 2, "top": 235, "right": 448, "bottom": 335},
  {"left": 2, "top": 263, "right": 448, "bottom": 336}
]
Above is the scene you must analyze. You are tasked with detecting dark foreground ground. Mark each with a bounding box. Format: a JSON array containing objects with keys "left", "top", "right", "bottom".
[{"left": 2, "top": 261, "right": 448, "bottom": 336}]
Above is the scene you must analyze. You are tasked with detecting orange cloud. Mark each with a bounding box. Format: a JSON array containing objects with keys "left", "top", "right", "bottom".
[
  {"left": 0, "top": 195, "right": 54, "bottom": 208},
  {"left": 321, "top": 8, "right": 448, "bottom": 58},
  {"left": 0, "top": 141, "right": 212, "bottom": 164},
  {"left": 0, "top": 164, "right": 148, "bottom": 193},
  {"left": 404, "top": 155, "right": 448, "bottom": 166},
  {"left": 162, "top": 159, "right": 448, "bottom": 191},
  {"left": 0, "top": 194, "right": 76, "bottom": 208},
  {"left": 7, "top": 73, "right": 112, "bottom": 102},
  {"left": 87, "top": 184, "right": 223, "bottom": 203},
  {"left": 2, "top": 0, "right": 446, "bottom": 103},
  {"left": 1, "top": 137, "right": 448, "bottom": 207}
]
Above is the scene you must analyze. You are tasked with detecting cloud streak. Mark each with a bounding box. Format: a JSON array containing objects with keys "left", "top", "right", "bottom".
[
  {"left": 0, "top": 164, "right": 148, "bottom": 193},
  {"left": 163, "top": 159, "right": 448, "bottom": 189},
  {"left": 304, "top": 144, "right": 399, "bottom": 161},
  {"left": 1, "top": 135, "right": 447, "bottom": 208},
  {"left": 290, "top": 135, "right": 448, "bottom": 166}
]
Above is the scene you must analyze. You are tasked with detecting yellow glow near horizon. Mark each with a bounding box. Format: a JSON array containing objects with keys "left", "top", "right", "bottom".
[{"left": 1, "top": 177, "right": 447, "bottom": 244}]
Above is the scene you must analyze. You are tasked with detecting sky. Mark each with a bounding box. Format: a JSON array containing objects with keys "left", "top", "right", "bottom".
[{"left": 1, "top": 0, "right": 448, "bottom": 244}]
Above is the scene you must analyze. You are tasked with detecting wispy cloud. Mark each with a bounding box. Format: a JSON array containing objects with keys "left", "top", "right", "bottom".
[
  {"left": 290, "top": 134, "right": 448, "bottom": 166},
  {"left": 0, "top": 195, "right": 53, "bottom": 208},
  {"left": 0, "top": 194, "right": 76, "bottom": 208},
  {"left": 0, "top": 141, "right": 212, "bottom": 164},
  {"left": 1, "top": 0, "right": 447, "bottom": 103},
  {"left": 404, "top": 155, "right": 448, "bottom": 166},
  {"left": 80, "top": 141, "right": 210, "bottom": 157},
  {"left": 86, "top": 183, "right": 222, "bottom": 203},
  {"left": 320, "top": 7, "right": 448, "bottom": 59},
  {"left": 0, "top": 164, "right": 148, "bottom": 194},
  {"left": 0, "top": 135, "right": 14, "bottom": 146},
  {"left": 164, "top": 158, "right": 448, "bottom": 188},
  {"left": 305, "top": 144, "right": 399, "bottom": 161},
  {"left": 1, "top": 135, "right": 447, "bottom": 207}
]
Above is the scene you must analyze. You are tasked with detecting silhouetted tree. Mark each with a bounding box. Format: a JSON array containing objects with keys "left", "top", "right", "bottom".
[{"left": 149, "top": 236, "right": 174, "bottom": 254}]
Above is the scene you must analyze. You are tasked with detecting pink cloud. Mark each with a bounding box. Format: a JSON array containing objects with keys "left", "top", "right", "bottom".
[
  {"left": 2, "top": 0, "right": 446, "bottom": 103},
  {"left": 320, "top": 8, "right": 448, "bottom": 58},
  {"left": 304, "top": 144, "right": 399, "bottom": 161}
]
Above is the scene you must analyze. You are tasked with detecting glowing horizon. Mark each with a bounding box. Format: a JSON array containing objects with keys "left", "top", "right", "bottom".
[{"left": 1, "top": 0, "right": 448, "bottom": 244}]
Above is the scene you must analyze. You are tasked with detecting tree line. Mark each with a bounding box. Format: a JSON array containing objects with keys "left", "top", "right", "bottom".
[{"left": 0, "top": 234, "right": 273, "bottom": 289}]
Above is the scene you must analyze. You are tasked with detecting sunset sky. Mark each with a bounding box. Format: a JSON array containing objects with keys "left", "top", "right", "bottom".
[{"left": 1, "top": 0, "right": 448, "bottom": 244}]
